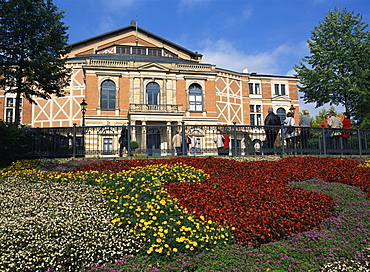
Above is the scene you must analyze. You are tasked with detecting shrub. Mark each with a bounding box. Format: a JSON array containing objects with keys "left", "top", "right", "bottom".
[{"left": 0, "top": 122, "right": 34, "bottom": 165}]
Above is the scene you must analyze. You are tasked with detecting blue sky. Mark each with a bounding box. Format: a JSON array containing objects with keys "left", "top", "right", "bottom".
[{"left": 53, "top": 0, "right": 369, "bottom": 116}]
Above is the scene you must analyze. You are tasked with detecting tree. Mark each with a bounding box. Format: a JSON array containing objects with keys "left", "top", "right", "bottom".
[
  {"left": 0, "top": 0, "right": 71, "bottom": 123},
  {"left": 294, "top": 8, "right": 370, "bottom": 125},
  {"left": 311, "top": 106, "right": 338, "bottom": 127}
]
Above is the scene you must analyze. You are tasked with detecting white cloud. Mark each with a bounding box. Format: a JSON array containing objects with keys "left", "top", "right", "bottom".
[{"left": 200, "top": 38, "right": 288, "bottom": 74}]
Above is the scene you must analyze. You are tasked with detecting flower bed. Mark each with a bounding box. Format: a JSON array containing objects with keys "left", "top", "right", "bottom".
[
  {"left": 1, "top": 156, "right": 369, "bottom": 271},
  {"left": 0, "top": 176, "right": 144, "bottom": 272}
]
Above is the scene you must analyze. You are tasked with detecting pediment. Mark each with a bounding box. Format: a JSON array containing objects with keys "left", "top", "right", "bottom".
[
  {"left": 271, "top": 95, "right": 290, "bottom": 102},
  {"left": 137, "top": 62, "right": 169, "bottom": 71}
]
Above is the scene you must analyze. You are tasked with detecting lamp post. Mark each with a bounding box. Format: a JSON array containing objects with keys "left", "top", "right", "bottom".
[
  {"left": 289, "top": 104, "right": 296, "bottom": 117},
  {"left": 80, "top": 99, "right": 87, "bottom": 127},
  {"left": 80, "top": 99, "right": 87, "bottom": 156}
]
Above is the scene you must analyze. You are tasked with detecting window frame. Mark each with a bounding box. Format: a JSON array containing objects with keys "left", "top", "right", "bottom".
[
  {"left": 103, "top": 137, "right": 113, "bottom": 154},
  {"left": 250, "top": 104, "right": 262, "bottom": 126},
  {"left": 188, "top": 83, "right": 203, "bottom": 112},
  {"left": 146, "top": 82, "right": 160, "bottom": 105},
  {"left": 5, "top": 97, "right": 22, "bottom": 122},
  {"left": 100, "top": 80, "right": 116, "bottom": 110},
  {"left": 249, "top": 83, "right": 260, "bottom": 94}
]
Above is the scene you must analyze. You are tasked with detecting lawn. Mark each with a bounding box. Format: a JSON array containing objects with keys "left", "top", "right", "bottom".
[{"left": 0, "top": 156, "right": 369, "bottom": 271}]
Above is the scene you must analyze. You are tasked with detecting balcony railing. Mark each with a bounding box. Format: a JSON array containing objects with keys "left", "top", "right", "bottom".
[{"left": 129, "top": 104, "right": 183, "bottom": 113}]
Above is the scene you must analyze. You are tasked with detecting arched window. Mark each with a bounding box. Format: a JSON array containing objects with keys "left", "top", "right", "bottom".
[
  {"left": 146, "top": 82, "right": 160, "bottom": 105},
  {"left": 276, "top": 108, "right": 286, "bottom": 124},
  {"left": 189, "top": 83, "right": 203, "bottom": 111},
  {"left": 100, "top": 80, "right": 116, "bottom": 110}
]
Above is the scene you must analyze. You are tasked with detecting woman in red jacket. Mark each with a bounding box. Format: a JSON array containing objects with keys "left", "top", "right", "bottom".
[{"left": 341, "top": 112, "right": 351, "bottom": 149}]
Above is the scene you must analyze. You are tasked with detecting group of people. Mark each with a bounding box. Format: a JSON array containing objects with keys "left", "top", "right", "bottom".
[
  {"left": 320, "top": 111, "right": 351, "bottom": 150},
  {"left": 264, "top": 107, "right": 351, "bottom": 154},
  {"left": 122, "top": 109, "right": 351, "bottom": 157},
  {"left": 172, "top": 131, "right": 197, "bottom": 156},
  {"left": 214, "top": 130, "right": 230, "bottom": 155},
  {"left": 173, "top": 130, "right": 231, "bottom": 156}
]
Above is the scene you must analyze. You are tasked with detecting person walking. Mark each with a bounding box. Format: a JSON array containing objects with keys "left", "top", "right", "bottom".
[
  {"left": 264, "top": 107, "right": 281, "bottom": 154},
  {"left": 283, "top": 112, "right": 296, "bottom": 152},
  {"left": 172, "top": 131, "right": 182, "bottom": 155},
  {"left": 299, "top": 110, "right": 312, "bottom": 152},
  {"left": 341, "top": 112, "right": 351, "bottom": 150},
  {"left": 328, "top": 111, "right": 343, "bottom": 150}
]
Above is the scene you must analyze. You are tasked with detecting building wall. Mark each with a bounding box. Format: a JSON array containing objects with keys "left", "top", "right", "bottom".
[{"left": 0, "top": 27, "right": 299, "bottom": 127}]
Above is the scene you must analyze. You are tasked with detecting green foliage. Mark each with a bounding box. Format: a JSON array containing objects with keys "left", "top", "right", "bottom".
[
  {"left": 130, "top": 141, "right": 139, "bottom": 149},
  {"left": 294, "top": 7, "right": 370, "bottom": 126},
  {"left": 0, "top": 0, "right": 71, "bottom": 123},
  {"left": 311, "top": 106, "right": 338, "bottom": 127},
  {"left": 0, "top": 122, "right": 34, "bottom": 165}
]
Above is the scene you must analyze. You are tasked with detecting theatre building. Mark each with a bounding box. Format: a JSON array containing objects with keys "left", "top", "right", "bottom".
[{"left": 0, "top": 24, "right": 299, "bottom": 156}]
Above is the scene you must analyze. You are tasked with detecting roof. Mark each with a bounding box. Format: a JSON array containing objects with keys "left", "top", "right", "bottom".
[
  {"left": 67, "top": 25, "right": 203, "bottom": 59},
  {"left": 67, "top": 53, "right": 210, "bottom": 65}
]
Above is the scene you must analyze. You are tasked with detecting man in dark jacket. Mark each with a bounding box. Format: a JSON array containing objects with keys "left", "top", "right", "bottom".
[{"left": 264, "top": 107, "right": 281, "bottom": 154}]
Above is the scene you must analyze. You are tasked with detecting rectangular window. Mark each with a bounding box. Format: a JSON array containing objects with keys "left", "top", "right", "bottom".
[
  {"left": 148, "top": 48, "right": 162, "bottom": 57},
  {"left": 5, "top": 98, "right": 22, "bottom": 122},
  {"left": 250, "top": 105, "right": 262, "bottom": 126},
  {"left": 250, "top": 114, "right": 255, "bottom": 126},
  {"left": 132, "top": 47, "right": 146, "bottom": 55},
  {"left": 256, "top": 114, "right": 262, "bottom": 126},
  {"left": 103, "top": 138, "right": 113, "bottom": 154},
  {"left": 281, "top": 84, "right": 286, "bottom": 95},
  {"left": 249, "top": 83, "right": 261, "bottom": 94},
  {"left": 274, "top": 84, "right": 287, "bottom": 95},
  {"left": 6, "top": 109, "right": 13, "bottom": 122},
  {"left": 255, "top": 83, "right": 260, "bottom": 94},
  {"left": 6, "top": 98, "right": 14, "bottom": 107},
  {"left": 249, "top": 83, "right": 254, "bottom": 94},
  {"left": 189, "top": 94, "right": 202, "bottom": 111}
]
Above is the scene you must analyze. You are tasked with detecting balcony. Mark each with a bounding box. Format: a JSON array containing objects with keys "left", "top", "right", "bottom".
[{"left": 129, "top": 104, "right": 183, "bottom": 114}]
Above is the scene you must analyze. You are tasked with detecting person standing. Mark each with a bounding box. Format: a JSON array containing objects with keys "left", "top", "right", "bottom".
[
  {"left": 341, "top": 112, "right": 351, "bottom": 149},
  {"left": 319, "top": 114, "right": 331, "bottom": 150},
  {"left": 172, "top": 131, "right": 182, "bottom": 155},
  {"left": 214, "top": 131, "right": 225, "bottom": 155},
  {"left": 328, "top": 111, "right": 343, "bottom": 150},
  {"left": 119, "top": 126, "right": 128, "bottom": 157},
  {"left": 189, "top": 134, "right": 197, "bottom": 156},
  {"left": 222, "top": 134, "right": 230, "bottom": 155},
  {"left": 264, "top": 107, "right": 281, "bottom": 154},
  {"left": 299, "top": 110, "right": 312, "bottom": 152},
  {"left": 283, "top": 112, "right": 297, "bottom": 152},
  {"left": 254, "top": 139, "right": 262, "bottom": 155}
]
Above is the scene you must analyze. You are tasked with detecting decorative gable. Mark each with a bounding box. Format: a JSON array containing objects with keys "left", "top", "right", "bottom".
[
  {"left": 137, "top": 62, "right": 169, "bottom": 71},
  {"left": 67, "top": 25, "right": 202, "bottom": 62}
]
